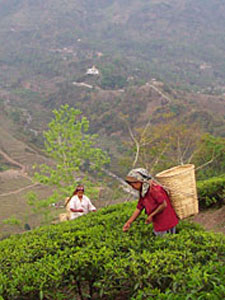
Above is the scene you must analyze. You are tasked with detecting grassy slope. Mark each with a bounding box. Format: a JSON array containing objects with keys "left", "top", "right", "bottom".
[
  {"left": 0, "top": 84, "right": 224, "bottom": 237},
  {"left": 0, "top": 115, "right": 53, "bottom": 235}
]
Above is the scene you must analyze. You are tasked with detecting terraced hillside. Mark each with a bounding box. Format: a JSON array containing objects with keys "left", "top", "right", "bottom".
[
  {"left": 0, "top": 0, "right": 225, "bottom": 90},
  {"left": 0, "top": 115, "right": 53, "bottom": 233}
]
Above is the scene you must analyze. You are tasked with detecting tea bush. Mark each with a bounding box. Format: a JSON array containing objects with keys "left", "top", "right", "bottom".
[
  {"left": 0, "top": 202, "right": 224, "bottom": 300},
  {"left": 197, "top": 175, "right": 225, "bottom": 207}
]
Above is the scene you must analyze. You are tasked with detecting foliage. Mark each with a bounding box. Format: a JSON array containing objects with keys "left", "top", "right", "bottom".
[
  {"left": 121, "top": 119, "right": 202, "bottom": 173},
  {"left": 101, "top": 74, "right": 127, "bottom": 89},
  {"left": 0, "top": 202, "right": 224, "bottom": 300},
  {"left": 197, "top": 175, "right": 225, "bottom": 208},
  {"left": 31, "top": 104, "right": 110, "bottom": 222},
  {"left": 2, "top": 216, "right": 21, "bottom": 227},
  {"left": 1, "top": 0, "right": 225, "bottom": 89},
  {"left": 121, "top": 117, "right": 225, "bottom": 180},
  {"left": 193, "top": 134, "right": 225, "bottom": 180}
]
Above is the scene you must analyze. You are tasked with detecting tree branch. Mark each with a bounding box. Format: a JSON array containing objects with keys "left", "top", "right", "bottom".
[
  {"left": 150, "top": 144, "right": 168, "bottom": 173},
  {"left": 181, "top": 138, "right": 192, "bottom": 163},
  {"left": 177, "top": 136, "right": 183, "bottom": 165},
  {"left": 127, "top": 125, "right": 140, "bottom": 167},
  {"left": 195, "top": 149, "right": 218, "bottom": 171},
  {"left": 187, "top": 146, "right": 202, "bottom": 164}
]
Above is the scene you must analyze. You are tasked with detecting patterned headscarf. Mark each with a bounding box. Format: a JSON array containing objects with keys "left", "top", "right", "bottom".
[{"left": 125, "top": 168, "right": 152, "bottom": 197}]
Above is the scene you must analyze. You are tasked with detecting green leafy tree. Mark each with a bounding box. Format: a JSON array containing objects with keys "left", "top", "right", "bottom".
[{"left": 31, "top": 104, "right": 110, "bottom": 223}]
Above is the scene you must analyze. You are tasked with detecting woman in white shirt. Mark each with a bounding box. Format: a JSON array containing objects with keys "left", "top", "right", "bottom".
[{"left": 68, "top": 185, "right": 96, "bottom": 220}]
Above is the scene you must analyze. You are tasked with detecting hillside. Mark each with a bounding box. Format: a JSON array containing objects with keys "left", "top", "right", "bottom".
[
  {"left": 1, "top": 0, "right": 225, "bottom": 145},
  {"left": 0, "top": 0, "right": 225, "bottom": 90},
  {"left": 0, "top": 79, "right": 224, "bottom": 234},
  {"left": 0, "top": 0, "right": 225, "bottom": 139},
  {"left": 0, "top": 114, "right": 54, "bottom": 231},
  {"left": 0, "top": 202, "right": 224, "bottom": 299},
  {"left": 0, "top": 0, "right": 225, "bottom": 232}
]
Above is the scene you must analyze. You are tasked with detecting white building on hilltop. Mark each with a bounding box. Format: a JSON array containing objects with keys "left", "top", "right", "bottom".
[{"left": 86, "top": 65, "right": 99, "bottom": 75}]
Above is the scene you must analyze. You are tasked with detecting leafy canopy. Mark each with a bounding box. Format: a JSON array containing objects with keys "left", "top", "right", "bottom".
[{"left": 32, "top": 104, "right": 110, "bottom": 213}]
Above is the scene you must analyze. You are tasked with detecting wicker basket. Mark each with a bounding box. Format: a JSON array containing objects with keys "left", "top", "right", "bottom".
[
  {"left": 155, "top": 164, "right": 199, "bottom": 219},
  {"left": 59, "top": 213, "right": 69, "bottom": 222}
]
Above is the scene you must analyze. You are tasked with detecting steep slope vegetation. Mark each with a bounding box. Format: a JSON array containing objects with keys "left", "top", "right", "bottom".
[
  {"left": 0, "top": 0, "right": 224, "bottom": 232},
  {"left": 0, "top": 202, "right": 224, "bottom": 299},
  {"left": 0, "top": 0, "right": 225, "bottom": 89},
  {"left": 1, "top": 0, "right": 225, "bottom": 144}
]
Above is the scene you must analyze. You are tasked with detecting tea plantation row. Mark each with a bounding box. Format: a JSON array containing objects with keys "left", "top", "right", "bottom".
[
  {"left": 0, "top": 199, "right": 224, "bottom": 299},
  {"left": 197, "top": 174, "right": 225, "bottom": 207}
]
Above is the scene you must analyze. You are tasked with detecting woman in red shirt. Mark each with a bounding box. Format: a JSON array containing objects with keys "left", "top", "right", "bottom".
[{"left": 123, "top": 168, "right": 179, "bottom": 236}]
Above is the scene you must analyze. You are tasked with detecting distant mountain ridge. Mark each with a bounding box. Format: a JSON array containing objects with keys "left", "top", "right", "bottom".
[
  {"left": 0, "top": 0, "right": 225, "bottom": 89},
  {"left": 0, "top": 0, "right": 224, "bottom": 154}
]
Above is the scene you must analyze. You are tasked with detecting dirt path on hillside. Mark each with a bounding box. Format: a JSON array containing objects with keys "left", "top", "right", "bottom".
[
  {"left": 0, "top": 149, "right": 36, "bottom": 196},
  {"left": 148, "top": 83, "right": 172, "bottom": 104},
  {"left": 0, "top": 183, "right": 40, "bottom": 197},
  {"left": 192, "top": 206, "right": 225, "bottom": 234},
  {"left": 0, "top": 149, "right": 27, "bottom": 174}
]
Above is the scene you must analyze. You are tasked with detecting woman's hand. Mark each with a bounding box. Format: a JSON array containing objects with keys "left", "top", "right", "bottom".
[
  {"left": 123, "top": 209, "right": 141, "bottom": 232},
  {"left": 123, "top": 222, "right": 131, "bottom": 232},
  {"left": 145, "top": 214, "right": 153, "bottom": 224}
]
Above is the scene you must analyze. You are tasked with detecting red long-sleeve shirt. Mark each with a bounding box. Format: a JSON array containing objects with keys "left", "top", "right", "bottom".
[{"left": 137, "top": 183, "right": 179, "bottom": 231}]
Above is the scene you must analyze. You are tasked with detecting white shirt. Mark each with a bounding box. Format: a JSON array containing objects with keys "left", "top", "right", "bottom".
[{"left": 68, "top": 195, "right": 96, "bottom": 220}]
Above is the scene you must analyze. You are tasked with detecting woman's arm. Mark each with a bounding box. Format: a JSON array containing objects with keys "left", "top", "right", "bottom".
[
  {"left": 87, "top": 197, "right": 97, "bottom": 212},
  {"left": 145, "top": 200, "right": 167, "bottom": 224},
  {"left": 70, "top": 208, "right": 84, "bottom": 213},
  {"left": 69, "top": 197, "right": 84, "bottom": 213},
  {"left": 123, "top": 208, "right": 141, "bottom": 232}
]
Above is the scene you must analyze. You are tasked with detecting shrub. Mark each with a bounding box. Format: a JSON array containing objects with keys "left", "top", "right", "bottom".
[
  {"left": 197, "top": 175, "right": 225, "bottom": 208},
  {"left": 0, "top": 202, "right": 224, "bottom": 300}
]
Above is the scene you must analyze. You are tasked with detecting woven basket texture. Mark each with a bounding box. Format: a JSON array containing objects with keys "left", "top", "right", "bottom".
[
  {"left": 156, "top": 164, "right": 199, "bottom": 219},
  {"left": 59, "top": 213, "right": 68, "bottom": 222}
]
